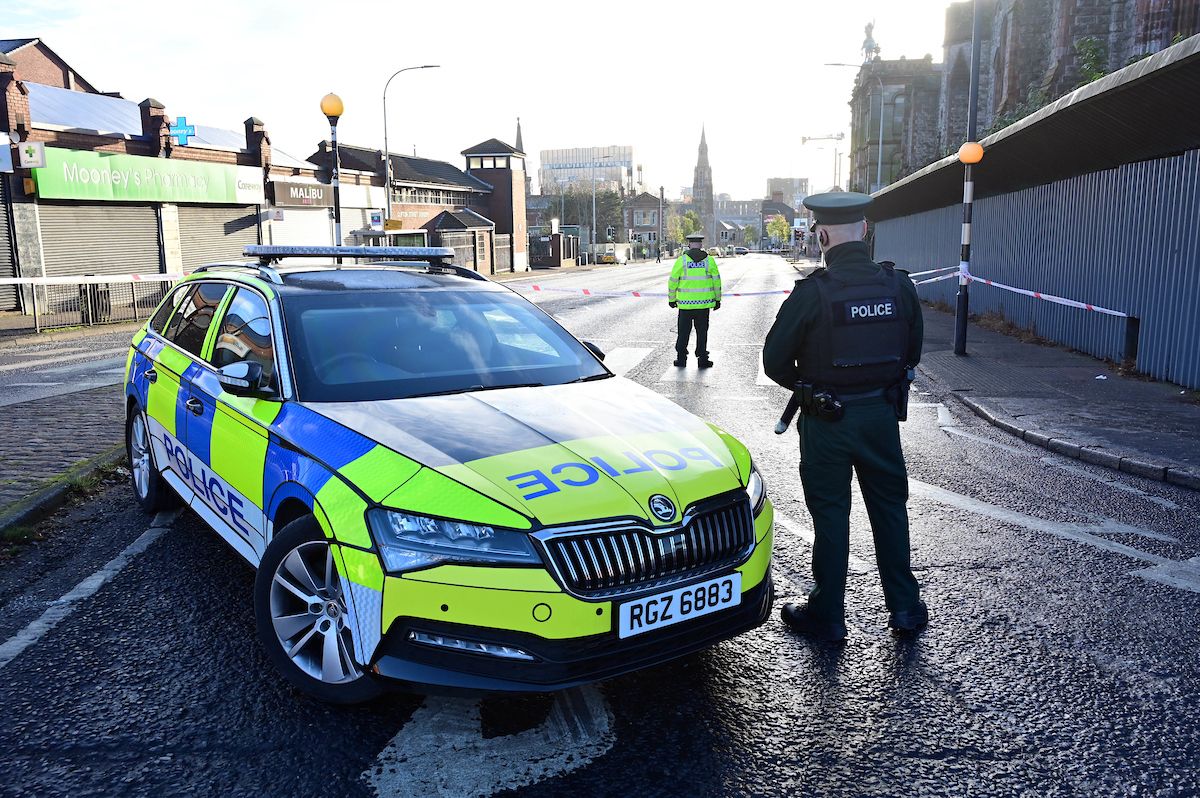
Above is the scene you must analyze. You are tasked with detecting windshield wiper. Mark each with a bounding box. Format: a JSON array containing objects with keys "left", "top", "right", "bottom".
[
  {"left": 406, "top": 382, "right": 546, "bottom": 399},
  {"left": 565, "top": 373, "right": 613, "bottom": 384}
]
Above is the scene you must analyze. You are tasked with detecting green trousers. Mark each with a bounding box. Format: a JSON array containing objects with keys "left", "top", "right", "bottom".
[{"left": 798, "top": 398, "right": 921, "bottom": 622}]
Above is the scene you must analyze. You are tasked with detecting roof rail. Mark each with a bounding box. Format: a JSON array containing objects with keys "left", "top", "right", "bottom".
[{"left": 191, "top": 262, "right": 283, "bottom": 284}]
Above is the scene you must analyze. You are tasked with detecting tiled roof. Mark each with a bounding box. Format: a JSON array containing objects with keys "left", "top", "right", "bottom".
[
  {"left": 422, "top": 208, "right": 495, "bottom": 230},
  {"left": 314, "top": 144, "right": 490, "bottom": 192},
  {"left": 0, "top": 38, "right": 36, "bottom": 54},
  {"left": 461, "top": 138, "right": 523, "bottom": 156}
]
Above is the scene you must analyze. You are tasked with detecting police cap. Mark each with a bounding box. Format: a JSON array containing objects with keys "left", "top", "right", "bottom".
[
  {"left": 685, "top": 232, "right": 705, "bottom": 241},
  {"left": 803, "top": 191, "right": 873, "bottom": 230}
]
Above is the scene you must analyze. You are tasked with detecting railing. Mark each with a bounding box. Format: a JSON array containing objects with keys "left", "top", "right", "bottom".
[{"left": 0, "top": 274, "right": 181, "bottom": 333}]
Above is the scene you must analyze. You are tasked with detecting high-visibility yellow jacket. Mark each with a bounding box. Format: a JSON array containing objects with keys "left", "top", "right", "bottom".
[{"left": 668, "top": 252, "right": 722, "bottom": 309}]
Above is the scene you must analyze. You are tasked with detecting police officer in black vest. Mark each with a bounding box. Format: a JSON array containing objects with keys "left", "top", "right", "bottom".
[{"left": 763, "top": 191, "right": 927, "bottom": 641}]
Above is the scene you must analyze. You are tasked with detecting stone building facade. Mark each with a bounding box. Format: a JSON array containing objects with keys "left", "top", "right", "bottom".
[{"left": 849, "top": 0, "right": 1200, "bottom": 190}]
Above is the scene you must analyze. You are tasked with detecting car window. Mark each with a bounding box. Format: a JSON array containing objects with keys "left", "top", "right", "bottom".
[
  {"left": 149, "top": 285, "right": 190, "bottom": 334},
  {"left": 282, "top": 288, "right": 609, "bottom": 402},
  {"left": 166, "top": 282, "right": 230, "bottom": 358},
  {"left": 210, "top": 288, "right": 276, "bottom": 389}
]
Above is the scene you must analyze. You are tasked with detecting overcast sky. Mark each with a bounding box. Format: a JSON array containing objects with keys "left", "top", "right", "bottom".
[{"left": 9, "top": 0, "right": 952, "bottom": 199}]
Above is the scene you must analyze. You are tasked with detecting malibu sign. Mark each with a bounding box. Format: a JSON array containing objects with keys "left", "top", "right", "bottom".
[{"left": 270, "top": 180, "right": 333, "bottom": 208}]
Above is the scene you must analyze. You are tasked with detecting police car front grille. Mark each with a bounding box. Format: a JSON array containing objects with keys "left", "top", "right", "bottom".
[{"left": 541, "top": 499, "right": 756, "bottom": 599}]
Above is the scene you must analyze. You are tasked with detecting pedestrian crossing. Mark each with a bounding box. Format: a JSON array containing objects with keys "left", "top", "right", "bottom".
[{"left": 599, "top": 345, "right": 787, "bottom": 392}]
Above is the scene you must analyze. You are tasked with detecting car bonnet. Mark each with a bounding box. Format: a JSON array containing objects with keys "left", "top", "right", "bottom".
[{"left": 301, "top": 377, "right": 748, "bottom": 527}]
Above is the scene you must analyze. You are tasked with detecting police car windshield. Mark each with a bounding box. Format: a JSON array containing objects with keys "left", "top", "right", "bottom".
[{"left": 282, "top": 288, "right": 610, "bottom": 402}]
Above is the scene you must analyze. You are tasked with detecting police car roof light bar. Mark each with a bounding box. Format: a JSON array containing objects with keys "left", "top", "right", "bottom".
[{"left": 244, "top": 245, "right": 456, "bottom": 262}]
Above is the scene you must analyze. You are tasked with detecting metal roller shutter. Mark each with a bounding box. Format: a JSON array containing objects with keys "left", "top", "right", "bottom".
[
  {"left": 39, "top": 202, "right": 161, "bottom": 277},
  {"left": 266, "top": 207, "right": 333, "bottom": 246},
  {"left": 0, "top": 177, "right": 16, "bottom": 310},
  {"left": 178, "top": 205, "right": 260, "bottom": 271}
]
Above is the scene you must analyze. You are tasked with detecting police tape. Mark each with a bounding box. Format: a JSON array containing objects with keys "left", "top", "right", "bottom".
[
  {"left": 0, "top": 272, "right": 184, "bottom": 286},
  {"left": 906, "top": 266, "right": 959, "bottom": 279},
  {"left": 519, "top": 285, "right": 793, "bottom": 298},
  {"left": 913, "top": 266, "right": 1129, "bottom": 318}
]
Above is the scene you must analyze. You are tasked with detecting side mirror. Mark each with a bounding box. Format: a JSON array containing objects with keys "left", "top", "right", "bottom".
[
  {"left": 217, "top": 361, "right": 270, "bottom": 396},
  {"left": 582, "top": 341, "right": 606, "bottom": 361}
]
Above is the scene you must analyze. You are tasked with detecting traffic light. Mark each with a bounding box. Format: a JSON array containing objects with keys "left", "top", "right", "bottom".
[{"left": 606, "top": 225, "right": 616, "bottom": 241}]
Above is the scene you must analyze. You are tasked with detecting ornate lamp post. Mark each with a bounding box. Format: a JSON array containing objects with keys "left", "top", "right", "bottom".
[{"left": 320, "top": 93, "right": 344, "bottom": 262}]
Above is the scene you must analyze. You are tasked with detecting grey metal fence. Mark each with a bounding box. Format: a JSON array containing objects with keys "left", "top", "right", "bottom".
[
  {"left": 0, "top": 276, "right": 177, "bottom": 333},
  {"left": 874, "top": 147, "right": 1200, "bottom": 389}
]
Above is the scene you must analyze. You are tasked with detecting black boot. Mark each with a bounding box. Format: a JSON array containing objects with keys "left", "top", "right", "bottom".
[
  {"left": 888, "top": 601, "right": 929, "bottom": 633},
  {"left": 673, "top": 355, "right": 687, "bottom": 367},
  {"left": 697, "top": 357, "right": 714, "bottom": 369},
  {"left": 781, "top": 603, "right": 847, "bottom": 641}
]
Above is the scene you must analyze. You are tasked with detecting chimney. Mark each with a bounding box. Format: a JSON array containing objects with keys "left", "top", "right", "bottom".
[
  {"left": 0, "top": 54, "right": 30, "bottom": 139},
  {"left": 139, "top": 98, "right": 170, "bottom": 157},
  {"left": 245, "top": 116, "right": 270, "bottom": 168}
]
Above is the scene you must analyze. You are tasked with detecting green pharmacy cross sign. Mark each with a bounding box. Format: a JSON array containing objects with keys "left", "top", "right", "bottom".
[{"left": 170, "top": 117, "right": 196, "bottom": 146}]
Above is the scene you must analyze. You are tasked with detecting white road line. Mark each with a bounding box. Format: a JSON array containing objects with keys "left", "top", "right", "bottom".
[
  {"left": 0, "top": 509, "right": 179, "bottom": 672},
  {"left": 657, "top": 352, "right": 723, "bottom": 383},
  {"left": 909, "top": 479, "right": 1200, "bottom": 592},
  {"left": 0, "top": 347, "right": 128, "bottom": 373},
  {"left": 365, "top": 685, "right": 614, "bottom": 797},
  {"left": 10, "top": 346, "right": 83, "bottom": 358},
  {"left": 938, "top": 412, "right": 1182, "bottom": 510},
  {"left": 601, "top": 346, "right": 653, "bottom": 376},
  {"left": 773, "top": 512, "right": 873, "bottom": 574},
  {"left": 5, "top": 382, "right": 65, "bottom": 387}
]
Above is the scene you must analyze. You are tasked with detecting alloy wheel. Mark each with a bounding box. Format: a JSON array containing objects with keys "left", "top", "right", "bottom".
[{"left": 268, "top": 541, "right": 361, "bottom": 684}]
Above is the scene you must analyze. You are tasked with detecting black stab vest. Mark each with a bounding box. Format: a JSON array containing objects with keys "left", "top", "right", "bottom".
[{"left": 796, "top": 264, "right": 909, "bottom": 393}]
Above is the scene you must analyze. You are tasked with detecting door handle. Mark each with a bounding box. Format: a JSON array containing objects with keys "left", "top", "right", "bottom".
[
  {"left": 145, "top": 367, "right": 158, "bottom": 384},
  {"left": 185, "top": 397, "right": 204, "bottom": 416}
]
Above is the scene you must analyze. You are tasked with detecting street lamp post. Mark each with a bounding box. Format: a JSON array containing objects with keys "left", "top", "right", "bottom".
[
  {"left": 382, "top": 65, "right": 440, "bottom": 228},
  {"left": 320, "top": 92, "right": 344, "bottom": 263},
  {"left": 658, "top": 185, "right": 664, "bottom": 262},
  {"left": 954, "top": 0, "right": 984, "bottom": 356},
  {"left": 590, "top": 154, "right": 612, "bottom": 264}
]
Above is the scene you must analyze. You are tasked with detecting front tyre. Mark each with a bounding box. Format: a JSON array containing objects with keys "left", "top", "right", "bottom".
[
  {"left": 254, "top": 516, "right": 383, "bottom": 704},
  {"left": 126, "top": 409, "right": 177, "bottom": 513}
]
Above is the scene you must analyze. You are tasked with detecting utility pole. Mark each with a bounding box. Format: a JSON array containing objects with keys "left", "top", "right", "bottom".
[{"left": 658, "top": 185, "right": 664, "bottom": 262}]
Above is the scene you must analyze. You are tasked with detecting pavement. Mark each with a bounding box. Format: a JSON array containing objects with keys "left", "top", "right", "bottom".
[{"left": 917, "top": 307, "right": 1200, "bottom": 490}]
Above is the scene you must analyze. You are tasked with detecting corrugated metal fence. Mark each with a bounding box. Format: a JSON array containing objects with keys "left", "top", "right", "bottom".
[{"left": 874, "top": 148, "right": 1200, "bottom": 389}]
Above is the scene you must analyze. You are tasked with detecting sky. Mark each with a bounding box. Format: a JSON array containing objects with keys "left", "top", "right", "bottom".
[{"left": 8, "top": 0, "right": 953, "bottom": 200}]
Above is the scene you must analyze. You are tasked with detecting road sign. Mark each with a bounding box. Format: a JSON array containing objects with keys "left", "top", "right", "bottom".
[
  {"left": 384, "top": 218, "right": 405, "bottom": 231},
  {"left": 169, "top": 117, "right": 197, "bottom": 146},
  {"left": 18, "top": 141, "right": 45, "bottom": 169}
]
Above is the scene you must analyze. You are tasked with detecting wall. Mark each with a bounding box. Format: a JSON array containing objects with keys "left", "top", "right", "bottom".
[{"left": 874, "top": 147, "right": 1200, "bottom": 388}]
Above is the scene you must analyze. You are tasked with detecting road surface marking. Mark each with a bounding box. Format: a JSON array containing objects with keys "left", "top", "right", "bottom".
[
  {"left": 909, "top": 479, "right": 1200, "bottom": 592},
  {"left": 365, "top": 685, "right": 613, "bottom": 797},
  {"left": 774, "top": 512, "right": 873, "bottom": 574},
  {"left": 601, "top": 346, "right": 653, "bottom": 376},
  {"left": 5, "top": 382, "right": 65, "bottom": 387},
  {"left": 657, "top": 352, "right": 724, "bottom": 383},
  {"left": 10, "top": 346, "right": 83, "bottom": 358},
  {"left": 938, "top": 412, "right": 1181, "bottom": 510},
  {"left": 0, "top": 347, "right": 127, "bottom": 373},
  {"left": 0, "top": 509, "right": 179, "bottom": 672}
]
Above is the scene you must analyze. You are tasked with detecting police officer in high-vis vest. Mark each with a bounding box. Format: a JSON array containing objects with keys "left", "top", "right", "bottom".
[
  {"left": 668, "top": 232, "right": 722, "bottom": 368},
  {"left": 763, "top": 192, "right": 927, "bottom": 641}
]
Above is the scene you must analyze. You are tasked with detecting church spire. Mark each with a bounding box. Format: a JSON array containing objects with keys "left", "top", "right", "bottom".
[
  {"left": 697, "top": 125, "right": 708, "bottom": 165},
  {"left": 515, "top": 117, "right": 524, "bottom": 154}
]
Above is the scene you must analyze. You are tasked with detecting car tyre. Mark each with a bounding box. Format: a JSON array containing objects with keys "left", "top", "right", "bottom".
[
  {"left": 126, "top": 408, "right": 178, "bottom": 513},
  {"left": 254, "top": 515, "right": 384, "bottom": 704}
]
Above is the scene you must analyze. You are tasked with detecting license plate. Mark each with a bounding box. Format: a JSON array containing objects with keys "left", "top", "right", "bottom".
[{"left": 618, "top": 573, "right": 742, "bottom": 639}]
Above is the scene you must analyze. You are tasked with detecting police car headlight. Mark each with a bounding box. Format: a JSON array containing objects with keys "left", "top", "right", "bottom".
[
  {"left": 368, "top": 509, "right": 540, "bottom": 572},
  {"left": 746, "top": 464, "right": 766, "bottom": 516}
]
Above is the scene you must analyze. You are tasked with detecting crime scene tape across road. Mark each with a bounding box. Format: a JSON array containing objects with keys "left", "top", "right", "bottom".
[
  {"left": 518, "top": 285, "right": 794, "bottom": 298},
  {"left": 914, "top": 264, "right": 1129, "bottom": 318}
]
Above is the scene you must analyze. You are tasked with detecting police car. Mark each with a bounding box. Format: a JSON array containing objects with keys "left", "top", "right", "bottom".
[{"left": 124, "top": 245, "right": 773, "bottom": 702}]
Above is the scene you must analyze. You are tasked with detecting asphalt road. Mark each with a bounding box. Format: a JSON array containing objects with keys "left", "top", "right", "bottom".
[{"left": 1, "top": 254, "right": 1198, "bottom": 797}]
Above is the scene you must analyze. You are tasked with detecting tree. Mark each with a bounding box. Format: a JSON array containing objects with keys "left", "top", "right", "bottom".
[
  {"left": 682, "top": 211, "right": 701, "bottom": 238},
  {"left": 742, "top": 225, "right": 760, "bottom": 246},
  {"left": 766, "top": 215, "right": 791, "bottom": 244}
]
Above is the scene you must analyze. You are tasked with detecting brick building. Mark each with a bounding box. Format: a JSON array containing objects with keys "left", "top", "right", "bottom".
[{"left": 624, "top": 191, "right": 665, "bottom": 257}]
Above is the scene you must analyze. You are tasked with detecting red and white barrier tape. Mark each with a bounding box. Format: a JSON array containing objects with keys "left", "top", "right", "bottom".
[
  {"left": 914, "top": 265, "right": 1129, "bottom": 318},
  {"left": 906, "top": 266, "right": 959, "bottom": 279},
  {"left": 0, "top": 272, "right": 184, "bottom": 286},
  {"left": 519, "top": 285, "right": 793, "bottom": 298}
]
